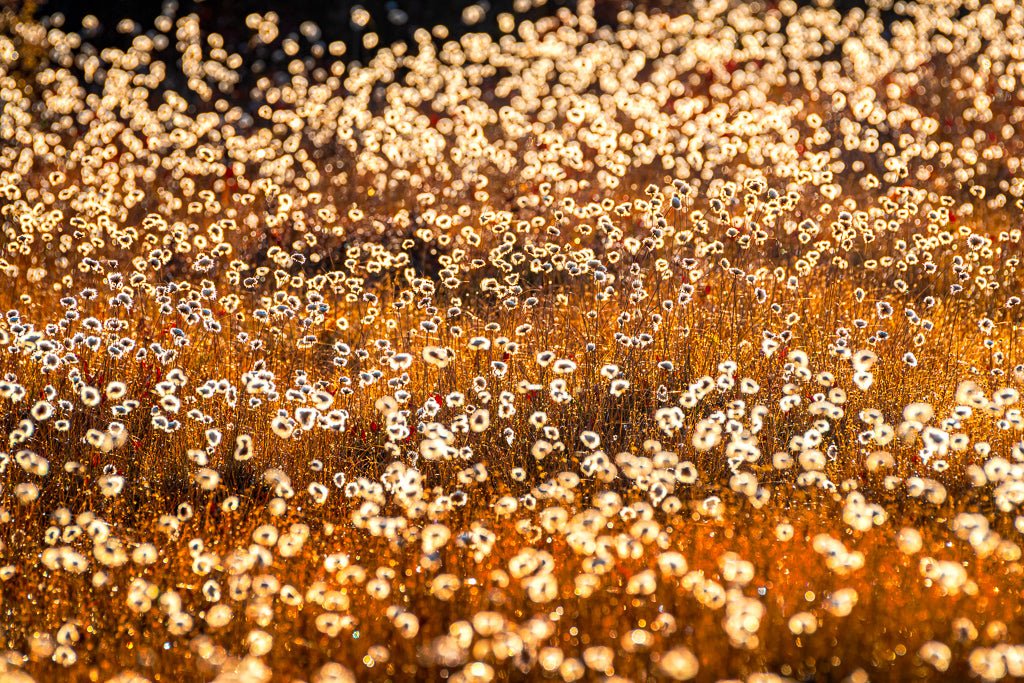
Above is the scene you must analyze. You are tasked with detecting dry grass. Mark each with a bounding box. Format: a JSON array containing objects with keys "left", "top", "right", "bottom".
[{"left": 1, "top": 0, "right": 1024, "bottom": 681}]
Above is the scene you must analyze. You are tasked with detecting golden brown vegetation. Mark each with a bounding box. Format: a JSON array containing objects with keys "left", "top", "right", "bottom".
[{"left": 1, "top": 0, "right": 1024, "bottom": 680}]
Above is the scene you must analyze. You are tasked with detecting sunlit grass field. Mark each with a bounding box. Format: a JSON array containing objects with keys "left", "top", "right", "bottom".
[{"left": 2, "top": 0, "right": 1024, "bottom": 680}]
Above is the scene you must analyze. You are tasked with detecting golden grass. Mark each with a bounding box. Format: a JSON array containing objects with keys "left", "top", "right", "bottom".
[{"left": 1, "top": 0, "right": 1024, "bottom": 681}]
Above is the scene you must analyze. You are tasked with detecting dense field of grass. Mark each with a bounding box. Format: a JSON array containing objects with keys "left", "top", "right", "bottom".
[{"left": 2, "top": 0, "right": 1024, "bottom": 680}]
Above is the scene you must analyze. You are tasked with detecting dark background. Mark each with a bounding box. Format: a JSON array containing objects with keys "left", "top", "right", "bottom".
[
  {"left": 13, "top": 0, "right": 896, "bottom": 110},
  {"left": 33, "top": 0, "right": 575, "bottom": 62},
  {"left": 29, "top": 0, "right": 886, "bottom": 59}
]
